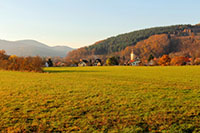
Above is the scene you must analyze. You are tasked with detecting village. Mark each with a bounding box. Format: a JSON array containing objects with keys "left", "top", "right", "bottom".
[{"left": 47, "top": 50, "right": 200, "bottom": 67}]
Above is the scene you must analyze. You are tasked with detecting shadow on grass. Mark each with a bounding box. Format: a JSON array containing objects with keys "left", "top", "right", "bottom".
[{"left": 44, "top": 70, "right": 101, "bottom": 73}]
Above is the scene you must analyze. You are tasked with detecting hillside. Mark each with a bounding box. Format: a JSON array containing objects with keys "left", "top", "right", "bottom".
[
  {"left": 67, "top": 24, "right": 200, "bottom": 60},
  {"left": 0, "top": 39, "right": 73, "bottom": 57},
  {"left": 121, "top": 34, "right": 200, "bottom": 60}
]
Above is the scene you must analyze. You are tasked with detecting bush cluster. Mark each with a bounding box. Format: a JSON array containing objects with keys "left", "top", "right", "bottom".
[{"left": 0, "top": 50, "right": 43, "bottom": 72}]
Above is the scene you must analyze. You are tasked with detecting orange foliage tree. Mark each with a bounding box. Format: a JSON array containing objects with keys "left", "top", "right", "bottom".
[
  {"left": 170, "top": 56, "right": 189, "bottom": 66},
  {"left": 194, "top": 58, "right": 200, "bottom": 65},
  {"left": 158, "top": 55, "right": 171, "bottom": 66}
]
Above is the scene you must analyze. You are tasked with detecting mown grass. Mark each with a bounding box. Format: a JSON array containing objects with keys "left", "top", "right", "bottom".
[{"left": 0, "top": 66, "right": 200, "bottom": 132}]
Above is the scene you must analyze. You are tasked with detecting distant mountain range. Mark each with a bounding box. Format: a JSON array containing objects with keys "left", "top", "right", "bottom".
[{"left": 0, "top": 39, "right": 73, "bottom": 57}]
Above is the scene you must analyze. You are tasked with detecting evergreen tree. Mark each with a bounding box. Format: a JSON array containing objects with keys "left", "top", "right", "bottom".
[{"left": 148, "top": 54, "right": 154, "bottom": 62}]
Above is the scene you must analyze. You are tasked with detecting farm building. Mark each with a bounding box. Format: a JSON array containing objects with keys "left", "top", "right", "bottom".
[
  {"left": 78, "top": 59, "right": 89, "bottom": 67},
  {"left": 93, "top": 59, "right": 102, "bottom": 66}
]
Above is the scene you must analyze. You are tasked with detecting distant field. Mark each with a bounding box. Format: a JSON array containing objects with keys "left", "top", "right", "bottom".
[{"left": 0, "top": 66, "right": 200, "bottom": 132}]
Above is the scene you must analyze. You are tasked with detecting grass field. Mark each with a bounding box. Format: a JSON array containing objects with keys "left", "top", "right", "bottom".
[{"left": 0, "top": 66, "right": 200, "bottom": 132}]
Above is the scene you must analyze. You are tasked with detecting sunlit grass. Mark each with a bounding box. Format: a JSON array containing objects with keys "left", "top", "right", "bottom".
[{"left": 0, "top": 66, "right": 200, "bottom": 132}]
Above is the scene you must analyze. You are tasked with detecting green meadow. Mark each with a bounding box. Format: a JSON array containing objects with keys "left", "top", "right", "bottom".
[{"left": 0, "top": 66, "right": 200, "bottom": 132}]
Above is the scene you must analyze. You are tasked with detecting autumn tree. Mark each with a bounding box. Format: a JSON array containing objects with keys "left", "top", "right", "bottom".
[
  {"left": 0, "top": 50, "right": 8, "bottom": 60},
  {"left": 194, "top": 58, "right": 200, "bottom": 65},
  {"left": 158, "top": 55, "right": 171, "bottom": 66},
  {"left": 0, "top": 50, "right": 43, "bottom": 72},
  {"left": 170, "top": 57, "right": 188, "bottom": 66}
]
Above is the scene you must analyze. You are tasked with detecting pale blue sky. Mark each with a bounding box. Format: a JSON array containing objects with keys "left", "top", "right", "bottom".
[{"left": 0, "top": 0, "right": 199, "bottom": 48}]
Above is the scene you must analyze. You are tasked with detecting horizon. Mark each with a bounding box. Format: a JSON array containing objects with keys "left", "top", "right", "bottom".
[
  {"left": 0, "top": 23, "right": 198, "bottom": 49},
  {"left": 0, "top": 0, "right": 200, "bottom": 48}
]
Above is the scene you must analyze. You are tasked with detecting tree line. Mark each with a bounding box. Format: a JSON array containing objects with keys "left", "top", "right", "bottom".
[{"left": 0, "top": 50, "right": 43, "bottom": 72}]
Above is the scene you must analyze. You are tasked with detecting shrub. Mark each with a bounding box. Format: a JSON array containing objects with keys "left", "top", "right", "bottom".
[{"left": 106, "top": 57, "right": 119, "bottom": 66}]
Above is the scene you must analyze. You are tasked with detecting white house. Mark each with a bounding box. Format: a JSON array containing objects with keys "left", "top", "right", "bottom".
[{"left": 78, "top": 59, "right": 89, "bottom": 67}]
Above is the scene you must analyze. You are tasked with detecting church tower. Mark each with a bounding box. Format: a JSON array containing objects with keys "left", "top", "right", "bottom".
[{"left": 130, "top": 49, "right": 135, "bottom": 60}]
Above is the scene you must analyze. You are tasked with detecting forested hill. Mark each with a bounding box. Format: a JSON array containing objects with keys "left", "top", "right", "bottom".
[
  {"left": 88, "top": 25, "right": 191, "bottom": 54},
  {"left": 67, "top": 24, "right": 200, "bottom": 60}
]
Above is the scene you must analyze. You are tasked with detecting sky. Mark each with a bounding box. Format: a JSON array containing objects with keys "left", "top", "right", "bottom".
[{"left": 0, "top": 0, "right": 199, "bottom": 48}]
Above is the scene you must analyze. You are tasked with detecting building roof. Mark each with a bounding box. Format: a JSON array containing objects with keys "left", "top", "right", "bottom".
[
  {"left": 81, "top": 60, "right": 88, "bottom": 63},
  {"left": 129, "top": 60, "right": 135, "bottom": 63},
  {"left": 95, "top": 59, "right": 101, "bottom": 62}
]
